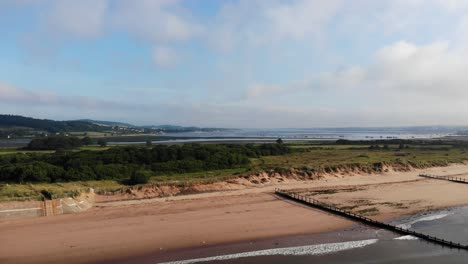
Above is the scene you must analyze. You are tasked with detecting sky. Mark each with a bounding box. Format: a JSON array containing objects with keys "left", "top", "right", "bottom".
[{"left": 1, "top": 0, "right": 468, "bottom": 128}]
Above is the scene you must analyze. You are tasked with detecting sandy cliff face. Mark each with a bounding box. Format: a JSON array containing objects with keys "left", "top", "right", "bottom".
[{"left": 94, "top": 162, "right": 431, "bottom": 203}]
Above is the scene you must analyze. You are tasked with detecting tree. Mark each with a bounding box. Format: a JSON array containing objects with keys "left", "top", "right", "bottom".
[
  {"left": 26, "top": 136, "right": 83, "bottom": 150},
  {"left": 0, "top": 143, "right": 290, "bottom": 183},
  {"left": 81, "top": 136, "right": 93, "bottom": 145},
  {"left": 398, "top": 143, "right": 405, "bottom": 149},
  {"left": 146, "top": 139, "right": 153, "bottom": 147},
  {"left": 97, "top": 138, "right": 107, "bottom": 147},
  {"left": 129, "top": 170, "right": 152, "bottom": 185},
  {"left": 276, "top": 138, "right": 283, "bottom": 144}
]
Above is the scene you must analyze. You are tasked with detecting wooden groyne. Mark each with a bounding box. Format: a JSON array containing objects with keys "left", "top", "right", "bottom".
[
  {"left": 275, "top": 188, "right": 468, "bottom": 250},
  {"left": 419, "top": 174, "right": 468, "bottom": 184}
]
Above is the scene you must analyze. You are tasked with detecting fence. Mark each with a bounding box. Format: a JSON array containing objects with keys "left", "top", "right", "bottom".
[{"left": 419, "top": 174, "right": 468, "bottom": 184}]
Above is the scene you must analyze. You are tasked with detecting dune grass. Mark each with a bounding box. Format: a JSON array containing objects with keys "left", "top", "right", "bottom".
[
  {"left": 0, "top": 182, "right": 90, "bottom": 201},
  {"left": 1, "top": 143, "right": 468, "bottom": 201},
  {"left": 253, "top": 144, "right": 467, "bottom": 170}
]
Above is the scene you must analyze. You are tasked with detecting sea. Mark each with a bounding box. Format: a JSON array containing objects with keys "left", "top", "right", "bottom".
[{"left": 156, "top": 206, "right": 468, "bottom": 264}]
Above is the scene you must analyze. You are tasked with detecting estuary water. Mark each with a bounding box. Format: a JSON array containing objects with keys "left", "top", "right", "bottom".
[
  {"left": 162, "top": 127, "right": 456, "bottom": 140},
  {"left": 108, "top": 127, "right": 462, "bottom": 145},
  {"left": 159, "top": 206, "right": 468, "bottom": 264}
]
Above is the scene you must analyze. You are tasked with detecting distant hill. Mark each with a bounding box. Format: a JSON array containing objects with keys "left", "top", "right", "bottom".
[
  {"left": 0, "top": 115, "right": 107, "bottom": 134},
  {"left": 76, "top": 120, "right": 225, "bottom": 132},
  {"left": 0, "top": 115, "right": 228, "bottom": 138},
  {"left": 143, "top": 124, "right": 227, "bottom": 132},
  {"left": 75, "top": 119, "right": 135, "bottom": 127}
]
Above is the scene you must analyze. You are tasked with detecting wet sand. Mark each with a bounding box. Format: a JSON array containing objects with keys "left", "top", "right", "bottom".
[
  {"left": 104, "top": 227, "right": 384, "bottom": 264},
  {"left": 1, "top": 164, "right": 468, "bottom": 264},
  {"left": 0, "top": 193, "right": 353, "bottom": 264}
]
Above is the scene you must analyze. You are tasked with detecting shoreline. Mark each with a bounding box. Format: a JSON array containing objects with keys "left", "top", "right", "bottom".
[
  {"left": 100, "top": 224, "right": 376, "bottom": 264},
  {"left": 1, "top": 163, "right": 468, "bottom": 264},
  {"left": 96, "top": 205, "right": 468, "bottom": 264}
]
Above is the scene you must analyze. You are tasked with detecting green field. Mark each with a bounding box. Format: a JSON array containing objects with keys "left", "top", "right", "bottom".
[
  {"left": 0, "top": 145, "right": 110, "bottom": 156},
  {"left": 254, "top": 144, "right": 465, "bottom": 169},
  {"left": 1, "top": 142, "right": 467, "bottom": 201}
]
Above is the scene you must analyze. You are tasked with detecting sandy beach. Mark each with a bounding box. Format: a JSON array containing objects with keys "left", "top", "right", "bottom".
[{"left": 2, "top": 164, "right": 468, "bottom": 264}]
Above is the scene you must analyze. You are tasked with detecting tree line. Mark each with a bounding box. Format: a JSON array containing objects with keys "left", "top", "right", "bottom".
[{"left": 0, "top": 143, "right": 289, "bottom": 184}]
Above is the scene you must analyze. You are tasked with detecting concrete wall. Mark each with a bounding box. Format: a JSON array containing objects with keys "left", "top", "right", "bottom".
[
  {"left": 0, "top": 189, "right": 95, "bottom": 221},
  {"left": 0, "top": 200, "right": 46, "bottom": 220}
]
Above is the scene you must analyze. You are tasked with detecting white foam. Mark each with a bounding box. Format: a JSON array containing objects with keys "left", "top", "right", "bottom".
[
  {"left": 396, "top": 213, "right": 452, "bottom": 229},
  {"left": 158, "top": 239, "right": 378, "bottom": 264},
  {"left": 394, "top": 235, "right": 418, "bottom": 240}
]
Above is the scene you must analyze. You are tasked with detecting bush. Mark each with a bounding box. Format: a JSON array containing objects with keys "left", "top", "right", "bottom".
[
  {"left": 146, "top": 140, "right": 152, "bottom": 147},
  {"left": 81, "top": 136, "right": 94, "bottom": 145},
  {"left": 26, "top": 136, "right": 83, "bottom": 150},
  {"left": 130, "top": 170, "right": 152, "bottom": 185},
  {"left": 97, "top": 138, "right": 107, "bottom": 147},
  {"left": 0, "top": 162, "right": 65, "bottom": 183},
  {"left": 0, "top": 143, "right": 290, "bottom": 183}
]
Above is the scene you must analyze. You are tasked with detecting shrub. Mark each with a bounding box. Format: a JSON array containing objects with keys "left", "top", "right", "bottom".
[
  {"left": 0, "top": 143, "right": 289, "bottom": 183},
  {"left": 97, "top": 139, "right": 107, "bottom": 147},
  {"left": 146, "top": 140, "right": 152, "bottom": 147},
  {"left": 81, "top": 136, "right": 94, "bottom": 145},
  {"left": 129, "top": 170, "right": 152, "bottom": 185},
  {"left": 26, "top": 136, "right": 83, "bottom": 150}
]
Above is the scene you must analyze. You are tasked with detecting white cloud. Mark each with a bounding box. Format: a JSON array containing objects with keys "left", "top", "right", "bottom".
[
  {"left": 244, "top": 38, "right": 468, "bottom": 122},
  {"left": 318, "top": 66, "right": 367, "bottom": 90},
  {"left": 42, "top": 0, "right": 108, "bottom": 39},
  {"left": 369, "top": 40, "right": 468, "bottom": 97},
  {"left": 0, "top": 82, "right": 137, "bottom": 110},
  {"left": 435, "top": 0, "right": 468, "bottom": 12},
  {"left": 6, "top": 0, "right": 468, "bottom": 127},
  {"left": 0, "top": 83, "right": 57, "bottom": 104},
  {"left": 245, "top": 83, "right": 283, "bottom": 99},
  {"left": 276, "top": 39, "right": 468, "bottom": 95},
  {"left": 209, "top": 0, "right": 343, "bottom": 51},
  {"left": 111, "top": 0, "right": 202, "bottom": 43},
  {"left": 264, "top": 0, "right": 342, "bottom": 40},
  {"left": 152, "top": 46, "right": 178, "bottom": 68}
]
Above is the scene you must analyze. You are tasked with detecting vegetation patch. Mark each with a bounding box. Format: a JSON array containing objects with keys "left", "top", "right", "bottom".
[
  {"left": 0, "top": 143, "right": 289, "bottom": 184},
  {"left": 357, "top": 207, "right": 379, "bottom": 215},
  {"left": 1, "top": 139, "right": 468, "bottom": 200}
]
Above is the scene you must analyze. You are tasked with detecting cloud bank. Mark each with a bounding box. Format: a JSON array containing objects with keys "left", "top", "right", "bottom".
[{"left": 2, "top": 0, "right": 468, "bottom": 127}]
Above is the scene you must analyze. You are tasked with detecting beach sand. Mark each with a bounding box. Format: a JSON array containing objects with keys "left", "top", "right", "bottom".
[{"left": 1, "top": 164, "right": 468, "bottom": 264}]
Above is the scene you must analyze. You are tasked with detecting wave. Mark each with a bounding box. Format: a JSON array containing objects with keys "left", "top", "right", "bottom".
[
  {"left": 159, "top": 239, "right": 378, "bottom": 264},
  {"left": 394, "top": 235, "right": 419, "bottom": 240},
  {"left": 396, "top": 212, "right": 452, "bottom": 229}
]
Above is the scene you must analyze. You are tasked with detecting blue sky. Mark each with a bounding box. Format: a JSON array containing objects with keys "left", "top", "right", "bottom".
[{"left": 1, "top": 0, "right": 468, "bottom": 128}]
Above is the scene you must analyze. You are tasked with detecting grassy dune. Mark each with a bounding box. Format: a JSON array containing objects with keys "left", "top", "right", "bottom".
[
  {"left": 255, "top": 144, "right": 465, "bottom": 169},
  {"left": 1, "top": 143, "right": 467, "bottom": 201}
]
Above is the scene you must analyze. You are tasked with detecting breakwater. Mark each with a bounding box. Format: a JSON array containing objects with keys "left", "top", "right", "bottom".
[{"left": 275, "top": 188, "right": 468, "bottom": 250}]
